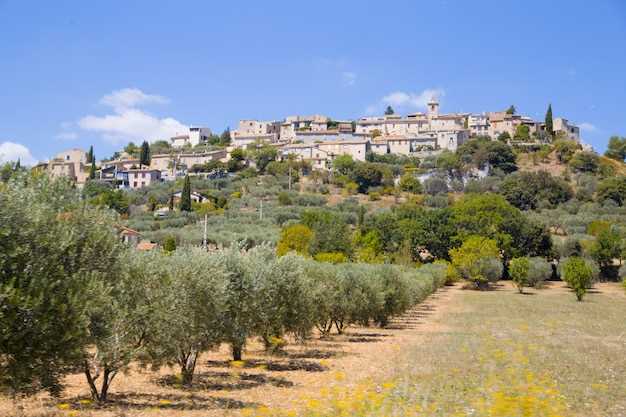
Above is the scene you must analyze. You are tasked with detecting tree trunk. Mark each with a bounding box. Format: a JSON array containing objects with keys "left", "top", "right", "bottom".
[
  {"left": 232, "top": 343, "right": 243, "bottom": 361},
  {"left": 333, "top": 319, "right": 344, "bottom": 334},
  {"left": 84, "top": 363, "right": 116, "bottom": 403},
  {"left": 179, "top": 351, "right": 198, "bottom": 386}
]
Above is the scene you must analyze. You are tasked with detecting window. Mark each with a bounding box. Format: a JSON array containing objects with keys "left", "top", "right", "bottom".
[{"left": 133, "top": 182, "right": 137, "bottom": 187}]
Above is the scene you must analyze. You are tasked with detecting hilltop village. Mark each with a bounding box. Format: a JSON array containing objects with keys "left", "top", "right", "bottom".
[{"left": 34, "top": 101, "right": 583, "bottom": 188}]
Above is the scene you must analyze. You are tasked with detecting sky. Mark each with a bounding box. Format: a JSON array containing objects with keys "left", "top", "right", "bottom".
[{"left": 1, "top": 0, "right": 626, "bottom": 165}]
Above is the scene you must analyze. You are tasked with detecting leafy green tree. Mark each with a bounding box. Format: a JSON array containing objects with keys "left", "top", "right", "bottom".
[
  {"left": 597, "top": 176, "right": 626, "bottom": 206},
  {"left": 276, "top": 224, "right": 314, "bottom": 256},
  {"left": 605, "top": 136, "right": 626, "bottom": 162},
  {"left": 227, "top": 148, "right": 246, "bottom": 172},
  {"left": 351, "top": 162, "right": 385, "bottom": 193},
  {"left": 332, "top": 154, "right": 356, "bottom": 176},
  {"left": 569, "top": 151, "right": 600, "bottom": 173},
  {"left": 545, "top": 104, "right": 554, "bottom": 136},
  {"left": 399, "top": 172, "right": 423, "bottom": 194},
  {"left": 497, "top": 131, "right": 511, "bottom": 142},
  {"left": 90, "top": 189, "right": 130, "bottom": 215},
  {"left": 510, "top": 257, "right": 530, "bottom": 293},
  {"left": 452, "top": 193, "right": 551, "bottom": 260},
  {"left": 590, "top": 229, "right": 622, "bottom": 278},
  {"left": 384, "top": 105, "right": 394, "bottom": 115},
  {"left": 180, "top": 175, "right": 192, "bottom": 212},
  {"left": 553, "top": 139, "right": 580, "bottom": 163},
  {"left": 500, "top": 171, "right": 573, "bottom": 210},
  {"left": 449, "top": 236, "right": 501, "bottom": 289},
  {"left": 139, "top": 140, "right": 151, "bottom": 168},
  {"left": 124, "top": 142, "right": 139, "bottom": 157},
  {"left": 301, "top": 209, "right": 352, "bottom": 256},
  {"left": 506, "top": 105, "right": 516, "bottom": 115},
  {"left": 220, "top": 128, "right": 231, "bottom": 145},
  {"left": 457, "top": 138, "right": 517, "bottom": 173},
  {"left": 252, "top": 145, "right": 278, "bottom": 173},
  {"left": 514, "top": 124, "right": 530, "bottom": 141},
  {"left": 561, "top": 257, "right": 594, "bottom": 301},
  {"left": 0, "top": 174, "right": 122, "bottom": 396}
]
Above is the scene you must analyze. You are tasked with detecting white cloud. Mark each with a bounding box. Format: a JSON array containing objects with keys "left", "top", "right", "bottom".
[
  {"left": 342, "top": 71, "right": 357, "bottom": 86},
  {"left": 383, "top": 89, "right": 445, "bottom": 109},
  {"left": 0, "top": 141, "right": 37, "bottom": 165},
  {"left": 100, "top": 88, "right": 168, "bottom": 111},
  {"left": 366, "top": 88, "right": 445, "bottom": 115},
  {"left": 56, "top": 132, "right": 78, "bottom": 141},
  {"left": 578, "top": 122, "right": 597, "bottom": 132},
  {"left": 77, "top": 88, "right": 187, "bottom": 144}
]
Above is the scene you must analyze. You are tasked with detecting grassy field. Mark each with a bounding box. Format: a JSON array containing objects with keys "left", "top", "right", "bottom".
[
  {"left": 285, "top": 282, "right": 626, "bottom": 417},
  {"left": 4, "top": 282, "right": 625, "bottom": 417}
]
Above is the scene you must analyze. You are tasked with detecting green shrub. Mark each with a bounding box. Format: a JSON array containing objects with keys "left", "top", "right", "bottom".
[
  {"left": 510, "top": 257, "right": 530, "bottom": 293},
  {"left": 561, "top": 257, "right": 594, "bottom": 301}
]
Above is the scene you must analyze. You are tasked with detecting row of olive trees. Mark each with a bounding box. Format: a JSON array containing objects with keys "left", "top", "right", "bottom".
[
  {"left": 0, "top": 174, "right": 447, "bottom": 402},
  {"left": 66, "top": 247, "right": 448, "bottom": 402}
]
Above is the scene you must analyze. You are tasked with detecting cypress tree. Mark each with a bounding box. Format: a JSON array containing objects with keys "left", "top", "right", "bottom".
[
  {"left": 14, "top": 158, "right": 20, "bottom": 170},
  {"left": 139, "top": 141, "right": 151, "bottom": 168},
  {"left": 89, "top": 156, "right": 96, "bottom": 180},
  {"left": 180, "top": 175, "right": 192, "bottom": 212},
  {"left": 87, "top": 145, "right": 94, "bottom": 163},
  {"left": 545, "top": 104, "right": 554, "bottom": 136}
]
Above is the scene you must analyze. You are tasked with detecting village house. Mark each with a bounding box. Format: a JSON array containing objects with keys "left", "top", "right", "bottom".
[
  {"left": 117, "top": 168, "right": 162, "bottom": 189},
  {"left": 170, "top": 126, "right": 212, "bottom": 148},
  {"left": 46, "top": 149, "right": 90, "bottom": 185},
  {"left": 231, "top": 120, "right": 281, "bottom": 147}
]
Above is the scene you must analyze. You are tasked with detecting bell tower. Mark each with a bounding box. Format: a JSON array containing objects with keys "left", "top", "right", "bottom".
[{"left": 427, "top": 98, "right": 439, "bottom": 119}]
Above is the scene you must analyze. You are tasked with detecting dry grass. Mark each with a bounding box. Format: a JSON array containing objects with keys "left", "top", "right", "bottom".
[{"left": 3, "top": 282, "right": 626, "bottom": 417}]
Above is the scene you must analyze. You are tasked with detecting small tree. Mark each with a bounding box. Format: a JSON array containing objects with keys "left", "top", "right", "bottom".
[
  {"left": 449, "top": 236, "right": 501, "bottom": 289},
  {"left": 527, "top": 257, "right": 552, "bottom": 288},
  {"left": 561, "top": 257, "right": 594, "bottom": 301},
  {"left": 163, "top": 235, "right": 177, "bottom": 253},
  {"left": 510, "top": 257, "right": 530, "bottom": 293},
  {"left": 506, "top": 105, "right": 516, "bottom": 115},
  {"left": 180, "top": 175, "right": 192, "bottom": 212},
  {"left": 545, "top": 104, "right": 554, "bottom": 137},
  {"left": 590, "top": 229, "right": 621, "bottom": 279},
  {"left": 605, "top": 136, "right": 626, "bottom": 162},
  {"left": 276, "top": 224, "right": 314, "bottom": 256},
  {"left": 399, "top": 173, "right": 423, "bottom": 194},
  {"left": 384, "top": 105, "right": 394, "bottom": 115},
  {"left": 139, "top": 140, "right": 151, "bottom": 168}
]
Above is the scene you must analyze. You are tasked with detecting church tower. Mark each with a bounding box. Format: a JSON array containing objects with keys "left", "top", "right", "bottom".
[{"left": 427, "top": 98, "right": 440, "bottom": 119}]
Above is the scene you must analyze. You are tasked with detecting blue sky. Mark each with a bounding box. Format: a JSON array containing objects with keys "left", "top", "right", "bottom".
[{"left": 1, "top": 0, "right": 625, "bottom": 164}]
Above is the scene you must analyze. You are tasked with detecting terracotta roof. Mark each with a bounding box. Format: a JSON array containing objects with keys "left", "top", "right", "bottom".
[
  {"left": 116, "top": 225, "right": 141, "bottom": 236},
  {"left": 137, "top": 241, "right": 158, "bottom": 251}
]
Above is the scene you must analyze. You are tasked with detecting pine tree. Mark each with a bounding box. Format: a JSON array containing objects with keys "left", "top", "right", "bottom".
[
  {"left": 87, "top": 145, "right": 94, "bottom": 163},
  {"left": 139, "top": 141, "right": 151, "bottom": 168},
  {"left": 384, "top": 105, "right": 395, "bottom": 115},
  {"left": 180, "top": 175, "right": 192, "bottom": 212},
  {"left": 545, "top": 104, "right": 554, "bottom": 136}
]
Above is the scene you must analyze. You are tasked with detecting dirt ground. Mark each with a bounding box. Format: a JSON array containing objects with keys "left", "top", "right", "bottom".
[{"left": 2, "top": 285, "right": 459, "bottom": 417}]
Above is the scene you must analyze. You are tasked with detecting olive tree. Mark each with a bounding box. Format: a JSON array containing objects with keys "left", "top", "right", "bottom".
[
  {"left": 0, "top": 174, "right": 122, "bottom": 397},
  {"left": 449, "top": 236, "right": 502, "bottom": 289},
  {"left": 146, "top": 248, "right": 226, "bottom": 386},
  {"left": 83, "top": 250, "right": 165, "bottom": 402},
  {"left": 527, "top": 257, "right": 553, "bottom": 288}
]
